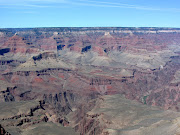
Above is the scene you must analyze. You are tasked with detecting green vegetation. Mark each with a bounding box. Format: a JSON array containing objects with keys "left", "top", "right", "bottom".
[{"left": 143, "top": 96, "right": 148, "bottom": 105}]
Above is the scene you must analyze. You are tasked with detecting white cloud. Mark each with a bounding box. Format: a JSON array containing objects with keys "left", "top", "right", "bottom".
[
  {"left": 0, "top": 0, "right": 66, "bottom": 4},
  {"left": 74, "top": 0, "right": 180, "bottom": 12},
  {"left": 0, "top": 0, "right": 180, "bottom": 12},
  {"left": 28, "top": 0, "right": 67, "bottom": 2},
  {"left": 0, "top": 0, "right": 62, "bottom": 2},
  {"left": 0, "top": 0, "right": 67, "bottom": 8}
]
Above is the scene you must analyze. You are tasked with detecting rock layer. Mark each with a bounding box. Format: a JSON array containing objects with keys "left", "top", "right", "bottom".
[{"left": 0, "top": 27, "right": 180, "bottom": 134}]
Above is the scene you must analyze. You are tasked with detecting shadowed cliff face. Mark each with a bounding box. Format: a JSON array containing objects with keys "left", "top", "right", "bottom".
[
  {"left": 0, "top": 124, "right": 10, "bottom": 135},
  {"left": 0, "top": 27, "right": 180, "bottom": 135}
]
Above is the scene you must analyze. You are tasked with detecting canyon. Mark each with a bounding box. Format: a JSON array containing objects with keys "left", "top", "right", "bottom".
[{"left": 0, "top": 27, "right": 180, "bottom": 135}]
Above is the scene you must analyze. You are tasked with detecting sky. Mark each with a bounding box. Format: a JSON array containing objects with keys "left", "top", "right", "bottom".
[{"left": 0, "top": 0, "right": 180, "bottom": 28}]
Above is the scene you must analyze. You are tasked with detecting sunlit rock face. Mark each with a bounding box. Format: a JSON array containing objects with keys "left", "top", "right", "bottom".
[{"left": 0, "top": 27, "right": 180, "bottom": 135}]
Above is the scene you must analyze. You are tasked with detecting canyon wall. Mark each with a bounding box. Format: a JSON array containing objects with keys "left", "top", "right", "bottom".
[{"left": 0, "top": 27, "right": 180, "bottom": 135}]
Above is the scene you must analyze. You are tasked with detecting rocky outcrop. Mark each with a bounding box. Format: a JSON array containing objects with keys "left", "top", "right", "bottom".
[
  {"left": 81, "top": 94, "right": 180, "bottom": 135},
  {"left": 72, "top": 100, "right": 104, "bottom": 135},
  {"left": 1, "top": 35, "right": 38, "bottom": 54}
]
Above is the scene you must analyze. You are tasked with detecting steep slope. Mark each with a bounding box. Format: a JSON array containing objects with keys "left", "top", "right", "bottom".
[{"left": 81, "top": 94, "right": 180, "bottom": 135}]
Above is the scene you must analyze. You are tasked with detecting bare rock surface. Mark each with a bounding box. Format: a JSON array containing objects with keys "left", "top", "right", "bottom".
[
  {"left": 85, "top": 94, "right": 180, "bottom": 135},
  {"left": 0, "top": 27, "right": 180, "bottom": 134}
]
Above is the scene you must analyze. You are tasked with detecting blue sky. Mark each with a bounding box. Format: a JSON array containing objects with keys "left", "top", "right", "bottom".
[{"left": 0, "top": 0, "right": 180, "bottom": 28}]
